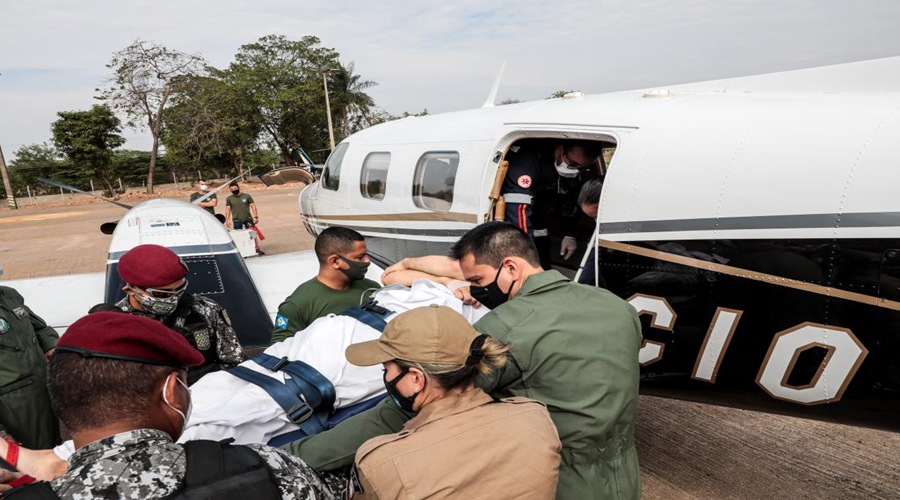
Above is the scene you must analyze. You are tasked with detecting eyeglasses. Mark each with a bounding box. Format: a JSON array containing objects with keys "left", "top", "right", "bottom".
[{"left": 142, "top": 280, "right": 189, "bottom": 298}]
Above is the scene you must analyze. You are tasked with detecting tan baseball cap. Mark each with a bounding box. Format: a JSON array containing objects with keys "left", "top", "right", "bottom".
[{"left": 346, "top": 305, "right": 480, "bottom": 366}]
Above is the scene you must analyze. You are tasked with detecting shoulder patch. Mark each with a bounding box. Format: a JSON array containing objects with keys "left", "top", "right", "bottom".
[
  {"left": 274, "top": 314, "right": 289, "bottom": 329},
  {"left": 0, "top": 317, "right": 9, "bottom": 334},
  {"left": 517, "top": 175, "right": 532, "bottom": 188}
]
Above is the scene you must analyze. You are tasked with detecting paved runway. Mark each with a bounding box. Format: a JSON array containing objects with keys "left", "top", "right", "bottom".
[{"left": 2, "top": 186, "right": 898, "bottom": 499}]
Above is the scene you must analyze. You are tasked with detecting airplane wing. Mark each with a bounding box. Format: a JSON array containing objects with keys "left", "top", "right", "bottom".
[{"left": 3, "top": 273, "right": 106, "bottom": 334}]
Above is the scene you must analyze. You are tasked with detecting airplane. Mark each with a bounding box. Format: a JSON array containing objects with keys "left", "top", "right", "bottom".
[
  {"left": 297, "top": 56, "right": 900, "bottom": 431},
  {"left": 4, "top": 56, "right": 899, "bottom": 433}
]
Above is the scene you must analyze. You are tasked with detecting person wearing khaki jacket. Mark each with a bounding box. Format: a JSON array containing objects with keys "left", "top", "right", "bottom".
[{"left": 345, "top": 305, "right": 561, "bottom": 499}]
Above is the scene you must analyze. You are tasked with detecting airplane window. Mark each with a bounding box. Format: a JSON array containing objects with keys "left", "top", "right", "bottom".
[
  {"left": 360, "top": 152, "right": 391, "bottom": 200},
  {"left": 413, "top": 151, "right": 459, "bottom": 212},
  {"left": 322, "top": 142, "right": 350, "bottom": 191}
]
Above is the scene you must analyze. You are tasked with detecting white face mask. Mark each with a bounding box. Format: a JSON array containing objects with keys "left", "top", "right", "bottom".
[
  {"left": 554, "top": 159, "right": 580, "bottom": 178},
  {"left": 162, "top": 374, "right": 192, "bottom": 436},
  {"left": 199, "top": 184, "right": 208, "bottom": 191}
]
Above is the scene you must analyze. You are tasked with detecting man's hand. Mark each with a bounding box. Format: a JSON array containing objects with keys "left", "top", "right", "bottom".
[
  {"left": 560, "top": 236, "right": 578, "bottom": 260},
  {"left": 448, "top": 280, "right": 482, "bottom": 308}
]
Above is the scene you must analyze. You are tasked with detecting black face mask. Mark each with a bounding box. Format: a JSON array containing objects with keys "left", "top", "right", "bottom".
[
  {"left": 230, "top": 189, "right": 240, "bottom": 196},
  {"left": 469, "top": 265, "right": 514, "bottom": 310},
  {"left": 338, "top": 256, "right": 370, "bottom": 281},
  {"left": 384, "top": 367, "right": 419, "bottom": 413}
]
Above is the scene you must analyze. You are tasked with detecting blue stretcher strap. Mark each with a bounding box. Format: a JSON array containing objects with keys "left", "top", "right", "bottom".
[
  {"left": 266, "top": 394, "right": 388, "bottom": 448},
  {"left": 228, "top": 354, "right": 336, "bottom": 436},
  {"left": 340, "top": 300, "right": 394, "bottom": 332}
]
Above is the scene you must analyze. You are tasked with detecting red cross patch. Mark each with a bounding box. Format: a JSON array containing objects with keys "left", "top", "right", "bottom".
[{"left": 517, "top": 175, "right": 532, "bottom": 188}]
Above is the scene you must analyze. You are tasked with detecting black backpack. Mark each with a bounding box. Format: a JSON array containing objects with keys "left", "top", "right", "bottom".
[{"left": 2, "top": 440, "right": 282, "bottom": 500}]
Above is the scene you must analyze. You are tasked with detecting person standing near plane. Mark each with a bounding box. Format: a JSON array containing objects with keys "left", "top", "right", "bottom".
[
  {"left": 285, "top": 222, "right": 643, "bottom": 500},
  {"left": 0, "top": 265, "right": 60, "bottom": 450},
  {"left": 225, "top": 181, "right": 259, "bottom": 230},
  {"left": 271, "top": 227, "right": 380, "bottom": 344},
  {"left": 575, "top": 178, "right": 607, "bottom": 287},
  {"left": 502, "top": 141, "right": 601, "bottom": 269},
  {"left": 189, "top": 179, "right": 217, "bottom": 215},
  {"left": 114, "top": 244, "right": 246, "bottom": 384}
]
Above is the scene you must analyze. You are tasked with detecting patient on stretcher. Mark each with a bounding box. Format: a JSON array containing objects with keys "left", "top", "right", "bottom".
[{"left": 51, "top": 279, "right": 486, "bottom": 461}]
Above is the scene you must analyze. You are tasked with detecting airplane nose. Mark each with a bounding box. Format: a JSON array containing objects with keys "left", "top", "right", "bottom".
[{"left": 298, "top": 184, "right": 319, "bottom": 237}]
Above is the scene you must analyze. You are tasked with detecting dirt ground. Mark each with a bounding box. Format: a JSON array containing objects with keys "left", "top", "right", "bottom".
[{"left": 1, "top": 186, "right": 899, "bottom": 499}]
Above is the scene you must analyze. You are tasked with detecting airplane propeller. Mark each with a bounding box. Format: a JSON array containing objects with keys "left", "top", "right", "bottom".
[{"left": 38, "top": 178, "right": 133, "bottom": 210}]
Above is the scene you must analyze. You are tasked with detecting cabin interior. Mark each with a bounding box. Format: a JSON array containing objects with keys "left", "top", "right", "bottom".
[{"left": 497, "top": 137, "right": 617, "bottom": 279}]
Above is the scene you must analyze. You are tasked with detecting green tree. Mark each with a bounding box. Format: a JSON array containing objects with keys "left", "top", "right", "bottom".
[
  {"left": 162, "top": 74, "right": 262, "bottom": 173},
  {"left": 224, "top": 35, "right": 340, "bottom": 165},
  {"left": 327, "top": 62, "right": 376, "bottom": 139},
  {"left": 51, "top": 105, "right": 125, "bottom": 195},
  {"left": 7, "top": 143, "right": 77, "bottom": 195},
  {"left": 98, "top": 39, "right": 205, "bottom": 194}
]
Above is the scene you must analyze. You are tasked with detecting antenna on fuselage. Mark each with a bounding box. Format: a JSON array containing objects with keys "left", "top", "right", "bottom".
[{"left": 481, "top": 60, "right": 507, "bottom": 108}]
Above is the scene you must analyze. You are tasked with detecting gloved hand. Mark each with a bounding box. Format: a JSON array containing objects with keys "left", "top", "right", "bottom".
[{"left": 560, "top": 236, "right": 577, "bottom": 260}]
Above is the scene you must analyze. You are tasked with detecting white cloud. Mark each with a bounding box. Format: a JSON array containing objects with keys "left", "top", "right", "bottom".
[{"left": 2, "top": 0, "right": 900, "bottom": 160}]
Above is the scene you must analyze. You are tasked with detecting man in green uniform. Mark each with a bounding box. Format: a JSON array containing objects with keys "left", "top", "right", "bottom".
[
  {"left": 0, "top": 266, "right": 60, "bottom": 449},
  {"left": 271, "top": 227, "right": 380, "bottom": 344},
  {"left": 189, "top": 179, "right": 217, "bottom": 215},
  {"left": 225, "top": 181, "right": 258, "bottom": 229},
  {"left": 285, "top": 222, "right": 642, "bottom": 499}
]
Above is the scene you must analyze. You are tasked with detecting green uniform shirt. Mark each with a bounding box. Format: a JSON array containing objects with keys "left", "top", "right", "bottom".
[
  {"left": 189, "top": 191, "right": 217, "bottom": 215},
  {"left": 226, "top": 193, "right": 255, "bottom": 221},
  {"left": 271, "top": 277, "right": 380, "bottom": 344},
  {"left": 0, "top": 286, "right": 60, "bottom": 448},
  {"left": 286, "top": 270, "right": 643, "bottom": 499}
]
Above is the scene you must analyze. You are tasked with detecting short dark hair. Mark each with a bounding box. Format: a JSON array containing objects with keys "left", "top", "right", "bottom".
[
  {"left": 577, "top": 179, "right": 603, "bottom": 207},
  {"left": 450, "top": 221, "right": 540, "bottom": 267},
  {"left": 314, "top": 226, "right": 365, "bottom": 264},
  {"left": 563, "top": 140, "right": 602, "bottom": 159},
  {"left": 229, "top": 181, "right": 239, "bottom": 187},
  {"left": 49, "top": 354, "right": 173, "bottom": 433}
]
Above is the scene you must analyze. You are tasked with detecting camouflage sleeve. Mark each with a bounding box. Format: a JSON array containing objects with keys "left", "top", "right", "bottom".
[
  {"left": 247, "top": 444, "right": 337, "bottom": 500},
  {"left": 199, "top": 298, "right": 246, "bottom": 366}
]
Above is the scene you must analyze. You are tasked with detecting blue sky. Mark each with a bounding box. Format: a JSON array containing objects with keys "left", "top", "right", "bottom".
[{"left": 2, "top": 0, "right": 900, "bottom": 161}]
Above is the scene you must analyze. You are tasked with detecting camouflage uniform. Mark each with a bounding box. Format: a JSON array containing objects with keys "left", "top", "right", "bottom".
[
  {"left": 47, "top": 429, "right": 334, "bottom": 499},
  {"left": 116, "top": 294, "right": 245, "bottom": 383}
]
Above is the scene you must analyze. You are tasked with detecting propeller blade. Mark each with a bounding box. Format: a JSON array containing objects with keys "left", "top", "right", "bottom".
[
  {"left": 191, "top": 170, "right": 251, "bottom": 206},
  {"left": 38, "top": 178, "right": 133, "bottom": 210}
]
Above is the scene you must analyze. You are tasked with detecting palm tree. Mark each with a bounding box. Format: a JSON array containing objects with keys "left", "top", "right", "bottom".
[{"left": 327, "top": 62, "right": 377, "bottom": 140}]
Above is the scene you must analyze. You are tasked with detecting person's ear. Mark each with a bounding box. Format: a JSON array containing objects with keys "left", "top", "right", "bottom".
[
  {"left": 409, "top": 367, "right": 427, "bottom": 391},
  {"left": 504, "top": 258, "right": 523, "bottom": 281},
  {"left": 327, "top": 254, "right": 342, "bottom": 269}
]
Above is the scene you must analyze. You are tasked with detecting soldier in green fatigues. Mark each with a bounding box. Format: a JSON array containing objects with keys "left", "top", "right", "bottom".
[
  {"left": 272, "top": 227, "right": 380, "bottom": 344},
  {"left": 285, "top": 222, "right": 642, "bottom": 499},
  {"left": 0, "top": 267, "right": 60, "bottom": 449}
]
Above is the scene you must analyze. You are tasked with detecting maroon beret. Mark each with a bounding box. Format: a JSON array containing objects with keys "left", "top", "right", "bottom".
[
  {"left": 56, "top": 312, "right": 204, "bottom": 368},
  {"left": 118, "top": 244, "right": 188, "bottom": 288}
]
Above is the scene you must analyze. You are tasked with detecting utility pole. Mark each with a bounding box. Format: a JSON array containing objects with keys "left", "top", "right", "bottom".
[
  {"left": 0, "top": 145, "right": 17, "bottom": 209},
  {"left": 322, "top": 72, "right": 336, "bottom": 150}
]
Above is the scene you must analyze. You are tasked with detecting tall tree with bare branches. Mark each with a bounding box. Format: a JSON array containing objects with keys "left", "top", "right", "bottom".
[{"left": 98, "top": 39, "right": 205, "bottom": 193}]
